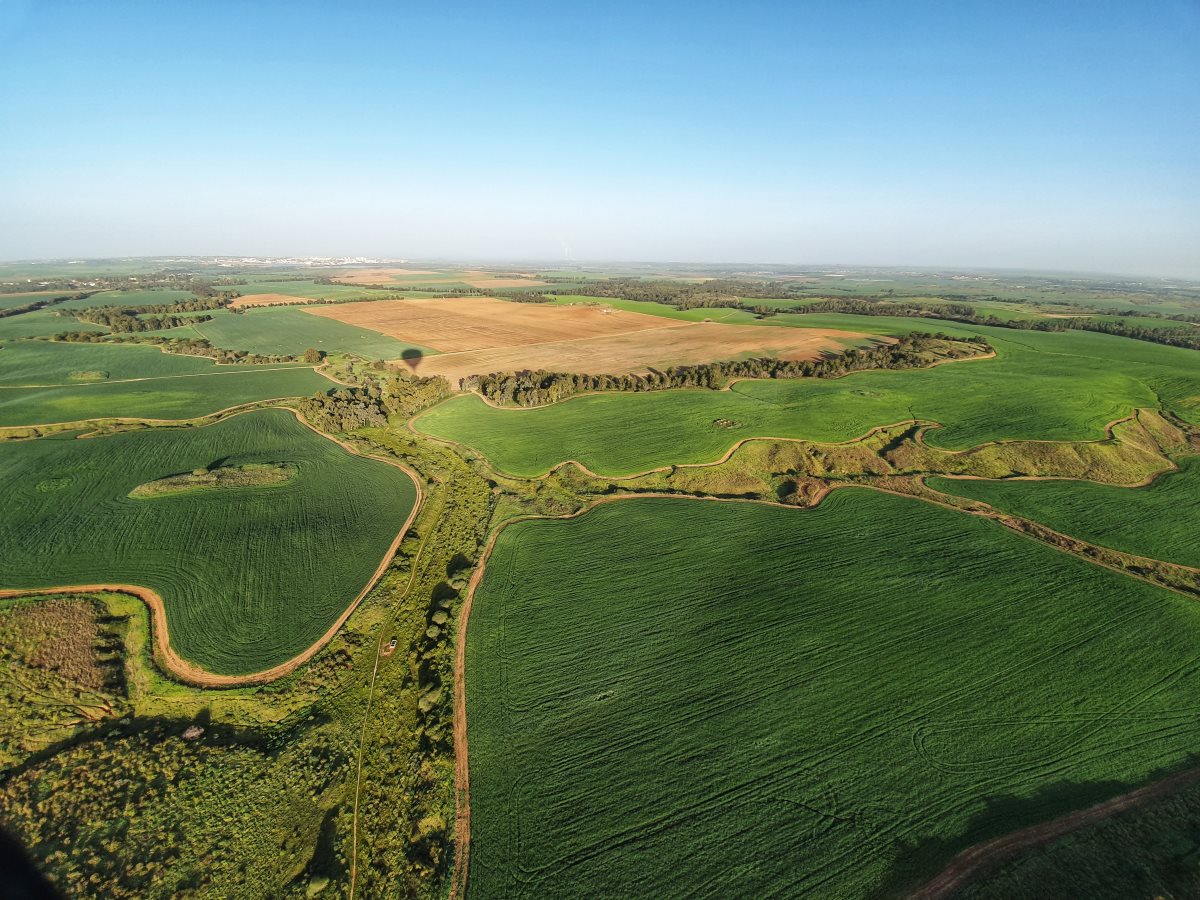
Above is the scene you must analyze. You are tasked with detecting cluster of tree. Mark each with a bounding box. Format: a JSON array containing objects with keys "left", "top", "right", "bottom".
[
  {"left": 552, "top": 278, "right": 805, "bottom": 309},
  {"left": 72, "top": 309, "right": 211, "bottom": 332},
  {"left": 297, "top": 386, "right": 389, "bottom": 431},
  {"left": 368, "top": 362, "right": 452, "bottom": 417},
  {"left": 299, "top": 366, "right": 450, "bottom": 432},
  {"left": 784, "top": 298, "right": 977, "bottom": 319},
  {"left": 0, "top": 291, "right": 96, "bottom": 319},
  {"left": 3, "top": 272, "right": 228, "bottom": 296},
  {"left": 785, "top": 298, "right": 1200, "bottom": 351},
  {"left": 464, "top": 333, "right": 991, "bottom": 406},
  {"left": 71, "top": 293, "right": 236, "bottom": 332},
  {"left": 53, "top": 331, "right": 299, "bottom": 364},
  {"left": 493, "top": 291, "right": 553, "bottom": 303}
]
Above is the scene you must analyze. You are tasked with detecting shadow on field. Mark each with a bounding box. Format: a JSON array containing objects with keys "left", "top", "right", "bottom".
[
  {"left": 875, "top": 757, "right": 1200, "bottom": 899},
  {"left": 401, "top": 347, "right": 424, "bottom": 372}
]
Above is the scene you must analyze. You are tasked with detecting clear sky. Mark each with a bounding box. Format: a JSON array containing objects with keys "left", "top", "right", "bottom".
[{"left": 1, "top": 0, "right": 1197, "bottom": 276}]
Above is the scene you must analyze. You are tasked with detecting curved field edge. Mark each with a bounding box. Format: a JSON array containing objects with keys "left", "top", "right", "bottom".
[
  {"left": 412, "top": 330, "right": 1200, "bottom": 477},
  {"left": 420, "top": 404, "right": 1180, "bottom": 487},
  {"left": 927, "top": 455, "right": 1200, "bottom": 569},
  {"left": 0, "top": 339, "right": 338, "bottom": 428},
  {"left": 0, "top": 408, "right": 424, "bottom": 686},
  {"left": 453, "top": 489, "right": 1200, "bottom": 899}
]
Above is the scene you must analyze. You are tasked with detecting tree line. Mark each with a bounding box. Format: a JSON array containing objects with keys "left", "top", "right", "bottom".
[
  {"left": 550, "top": 277, "right": 803, "bottom": 309},
  {"left": 784, "top": 298, "right": 1200, "bottom": 351},
  {"left": 538, "top": 280, "right": 1199, "bottom": 351},
  {"left": 0, "top": 291, "right": 98, "bottom": 319},
  {"left": 70, "top": 293, "right": 237, "bottom": 333},
  {"left": 52, "top": 331, "right": 298, "bottom": 365},
  {"left": 463, "top": 332, "right": 991, "bottom": 407}
]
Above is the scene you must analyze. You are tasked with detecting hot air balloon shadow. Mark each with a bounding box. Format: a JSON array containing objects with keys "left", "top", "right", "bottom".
[{"left": 401, "top": 348, "right": 423, "bottom": 372}]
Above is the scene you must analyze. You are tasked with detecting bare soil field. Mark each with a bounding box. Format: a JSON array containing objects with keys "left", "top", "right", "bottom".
[
  {"left": 229, "top": 293, "right": 315, "bottom": 308},
  {"left": 306, "top": 296, "right": 868, "bottom": 384},
  {"left": 304, "top": 296, "right": 672, "bottom": 352},
  {"left": 418, "top": 323, "right": 872, "bottom": 386}
]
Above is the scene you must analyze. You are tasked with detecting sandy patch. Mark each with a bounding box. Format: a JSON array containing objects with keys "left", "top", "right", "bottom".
[{"left": 304, "top": 296, "right": 674, "bottom": 353}]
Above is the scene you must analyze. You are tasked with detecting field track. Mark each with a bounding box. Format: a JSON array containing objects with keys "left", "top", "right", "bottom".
[
  {"left": 910, "top": 765, "right": 1200, "bottom": 899},
  {"left": 0, "top": 408, "right": 424, "bottom": 687}
]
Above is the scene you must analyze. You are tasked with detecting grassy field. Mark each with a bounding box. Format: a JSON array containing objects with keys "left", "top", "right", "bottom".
[
  {"left": 929, "top": 455, "right": 1200, "bottom": 568},
  {"left": 418, "top": 325, "right": 1200, "bottom": 475},
  {"left": 0, "top": 290, "right": 75, "bottom": 310},
  {"left": 0, "top": 410, "right": 416, "bottom": 674},
  {"left": 0, "top": 309, "right": 107, "bottom": 339},
  {"left": 0, "top": 341, "right": 329, "bottom": 426},
  {"left": 59, "top": 289, "right": 198, "bottom": 309},
  {"left": 0, "top": 340, "right": 232, "bottom": 384},
  {"left": 138, "top": 305, "right": 438, "bottom": 359},
  {"left": 466, "top": 491, "right": 1200, "bottom": 898}
]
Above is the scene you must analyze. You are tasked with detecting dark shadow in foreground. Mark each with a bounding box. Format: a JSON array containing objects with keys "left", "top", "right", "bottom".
[{"left": 875, "top": 756, "right": 1200, "bottom": 900}]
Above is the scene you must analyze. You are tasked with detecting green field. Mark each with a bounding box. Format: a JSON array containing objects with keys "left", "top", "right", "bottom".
[
  {"left": 929, "top": 456, "right": 1200, "bottom": 568},
  {"left": 146, "top": 306, "right": 438, "bottom": 359},
  {"left": 0, "top": 309, "right": 106, "bottom": 339},
  {"left": 418, "top": 325, "right": 1200, "bottom": 475},
  {"left": 0, "top": 410, "right": 416, "bottom": 674},
  {"left": 0, "top": 290, "right": 74, "bottom": 311},
  {"left": 0, "top": 341, "right": 329, "bottom": 426},
  {"left": 59, "top": 289, "right": 198, "bottom": 310},
  {"left": 466, "top": 491, "right": 1200, "bottom": 898},
  {"left": 0, "top": 340, "right": 234, "bottom": 385}
]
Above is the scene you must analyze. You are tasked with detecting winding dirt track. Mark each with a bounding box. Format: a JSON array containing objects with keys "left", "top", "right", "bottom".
[
  {"left": 910, "top": 765, "right": 1200, "bottom": 899},
  {"left": 0, "top": 408, "right": 424, "bottom": 688}
]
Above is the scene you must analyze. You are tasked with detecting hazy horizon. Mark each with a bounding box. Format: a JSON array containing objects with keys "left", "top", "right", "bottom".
[
  {"left": 2, "top": 1, "right": 1197, "bottom": 277},
  {"left": 3, "top": 254, "right": 1199, "bottom": 286}
]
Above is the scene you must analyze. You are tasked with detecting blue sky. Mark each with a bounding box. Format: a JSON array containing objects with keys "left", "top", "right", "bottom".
[{"left": 1, "top": 0, "right": 1197, "bottom": 276}]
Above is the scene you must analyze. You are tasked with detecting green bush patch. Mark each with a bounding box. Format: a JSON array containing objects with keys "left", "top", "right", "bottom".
[{"left": 128, "top": 462, "right": 298, "bottom": 498}]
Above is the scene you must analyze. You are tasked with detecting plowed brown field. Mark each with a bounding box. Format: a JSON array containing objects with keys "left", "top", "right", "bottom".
[
  {"left": 304, "top": 296, "right": 670, "bottom": 352},
  {"left": 305, "top": 296, "right": 870, "bottom": 386}
]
